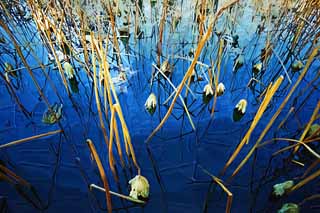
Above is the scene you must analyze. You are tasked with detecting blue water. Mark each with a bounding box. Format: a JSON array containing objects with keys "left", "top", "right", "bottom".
[{"left": 0, "top": 2, "right": 320, "bottom": 213}]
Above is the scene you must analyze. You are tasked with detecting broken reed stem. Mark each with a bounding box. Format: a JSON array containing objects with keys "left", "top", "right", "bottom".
[
  {"left": 293, "top": 100, "right": 320, "bottom": 153},
  {"left": 145, "top": 0, "right": 240, "bottom": 144},
  {"left": 90, "top": 184, "right": 145, "bottom": 204},
  {"left": 0, "top": 130, "right": 62, "bottom": 149},
  {"left": 226, "top": 46, "right": 319, "bottom": 178},
  {"left": 90, "top": 33, "right": 110, "bottom": 147},
  {"left": 200, "top": 166, "right": 233, "bottom": 213},
  {"left": 222, "top": 75, "right": 284, "bottom": 175},
  {"left": 86, "top": 139, "right": 112, "bottom": 213}
]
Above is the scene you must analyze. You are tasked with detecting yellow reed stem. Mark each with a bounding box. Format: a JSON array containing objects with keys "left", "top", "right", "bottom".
[
  {"left": 0, "top": 130, "right": 62, "bottom": 149},
  {"left": 113, "top": 104, "right": 141, "bottom": 175},
  {"left": 294, "top": 100, "right": 320, "bottom": 153},
  {"left": 113, "top": 115, "right": 125, "bottom": 168},
  {"left": 301, "top": 159, "right": 319, "bottom": 179},
  {"left": 226, "top": 46, "right": 319, "bottom": 178},
  {"left": 90, "top": 33, "right": 109, "bottom": 147},
  {"left": 201, "top": 167, "right": 233, "bottom": 213},
  {"left": 108, "top": 106, "right": 118, "bottom": 181},
  {"left": 289, "top": 169, "right": 320, "bottom": 193},
  {"left": 30, "top": 9, "right": 70, "bottom": 95},
  {"left": 222, "top": 75, "right": 284, "bottom": 174},
  {"left": 86, "top": 139, "right": 112, "bottom": 213}
]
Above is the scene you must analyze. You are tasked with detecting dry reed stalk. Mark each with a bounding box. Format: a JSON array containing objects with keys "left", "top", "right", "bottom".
[
  {"left": 0, "top": 3, "right": 63, "bottom": 101},
  {"left": 0, "top": 165, "right": 30, "bottom": 187},
  {"left": 157, "top": 0, "right": 168, "bottom": 66},
  {"left": 301, "top": 159, "right": 320, "bottom": 179},
  {"left": 277, "top": 107, "right": 295, "bottom": 129},
  {"left": 291, "top": 159, "right": 305, "bottom": 167},
  {"left": 271, "top": 139, "right": 320, "bottom": 159},
  {"left": 90, "top": 184, "right": 145, "bottom": 204},
  {"left": 108, "top": 106, "right": 118, "bottom": 181},
  {"left": 105, "top": 1, "right": 122, "bottom": 66},
  {"left": 28, "top": 5, "right": 70, "bottom": 95},
  {"left": 226, "top": 46, "right": 320, "bottom": 178},
  {"left": 86, "top": 139, "right": 112, "bottom": 213},
  {"left": 0, "top": 130, "right": 62, "bottom": 149},
  {"left": 113, "top": 104, "right": 141, "bottom": 175},
  {"left": 198, "top": 0, "right": 207, "bottom": 38},
  {"left": 145, "top": 0, "right": 240, "bottom": 144},
  {"left": 201, "top": 167, "right": 233, "bottom": 213},
  {"left": 0, "top": 172, "right": 15, "bottom": 184},
  {"left": 211, "top": 39, "right": 224, "bottom": 116},
  {"left": 95, "top": 42, "right": 141, "bottom": 174},
  {"left": 90, "top": 33, "right": 110, "bottom": 147},
  {"left": 293, "top": 100, "right": 320, "bottom": 153},
  {"left": 222, "top": 75, "right": 284, "bottom": 175},
  {"left": 258, "top": 137, "right": 320, "bottom": 149},
  {"left": 134, "top": 0, "right": 139, "bottom": 41},
  {"left": 289, "top": 169, "right": 320, "bottom": 193},
  {"left": 112, "top": 114, "right": 125, "bottom": 168},
  {"left": 299, "top": 194, "right": 320, "bottom": 206}
]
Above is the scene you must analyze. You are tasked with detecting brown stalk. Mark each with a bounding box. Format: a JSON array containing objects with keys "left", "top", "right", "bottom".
[{"left": 86, "top": 139, "right": 112, "bottom": 213}]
